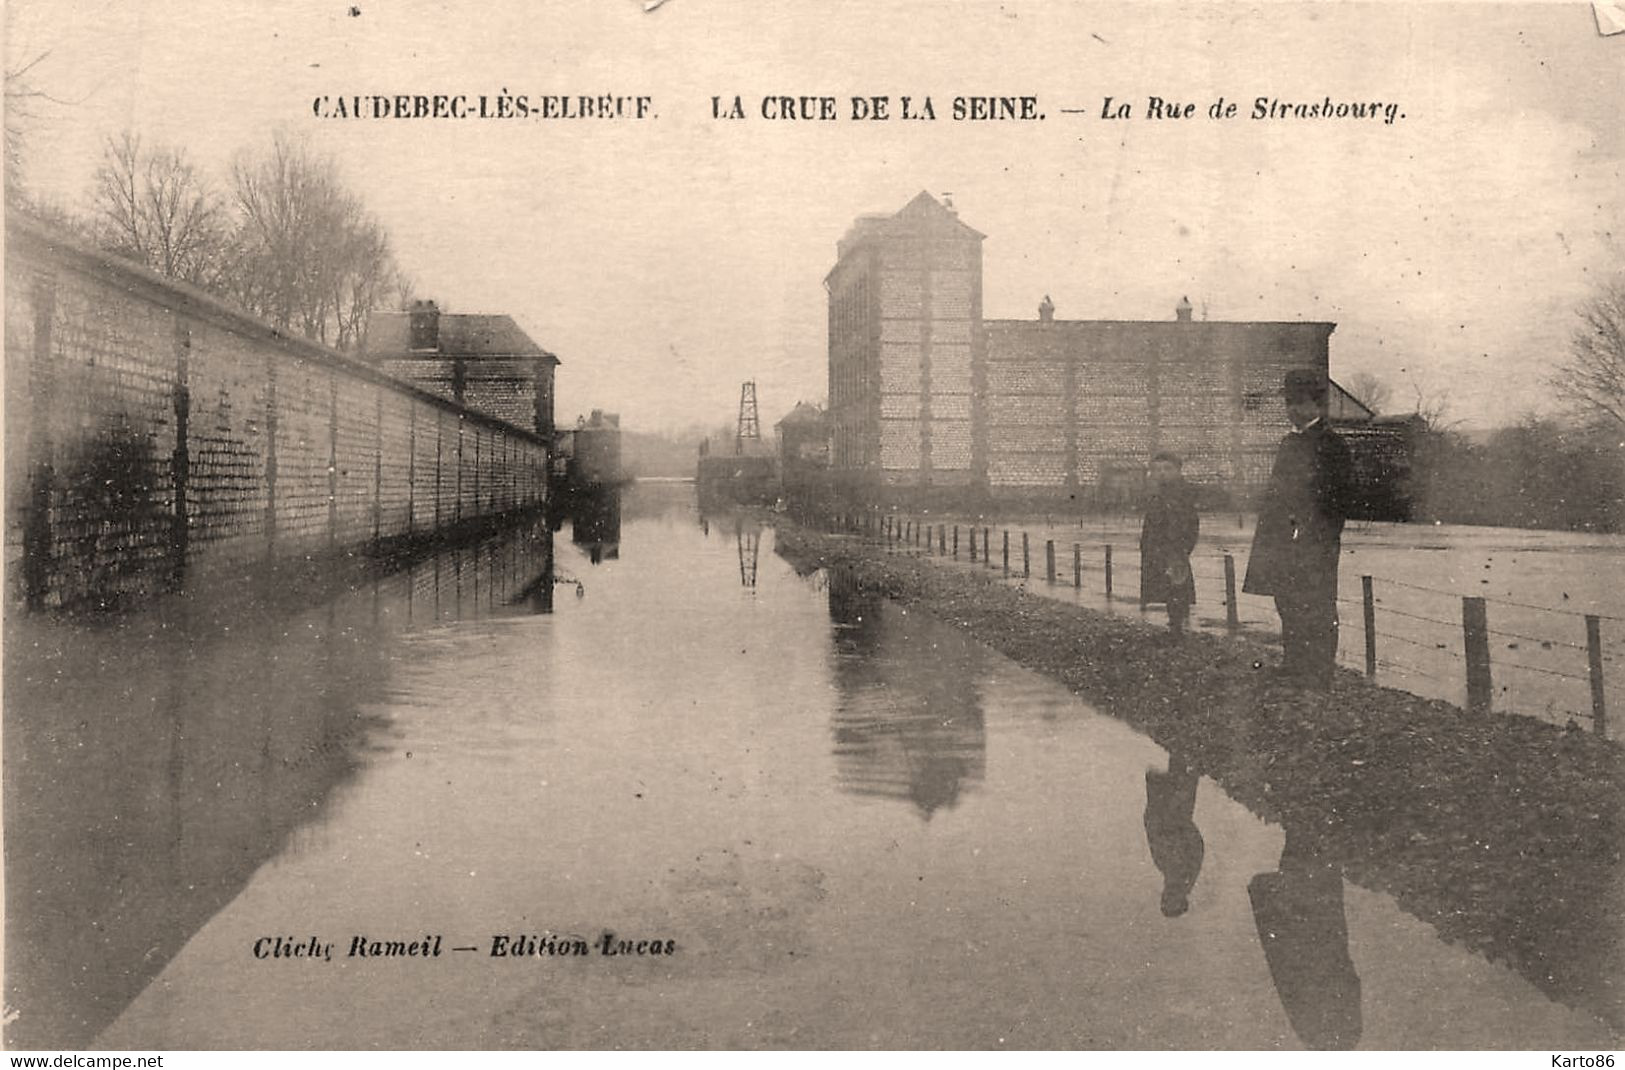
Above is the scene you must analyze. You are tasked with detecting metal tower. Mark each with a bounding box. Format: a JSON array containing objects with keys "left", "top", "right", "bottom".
[{"left": 736, "top": 380, "right": 760, "bottom": 455}]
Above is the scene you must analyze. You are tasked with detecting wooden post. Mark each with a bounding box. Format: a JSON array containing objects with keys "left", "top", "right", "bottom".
[
  {"left": 1362, "top": 575, "right": 1377, "bottom": 678},
  {"left": 1045, "top": 540, "right": 1055, "bottom": 584},
  {"left": 970, "top": 526, "right": 978, "bottom": 562},
  {"left": 953, "top": 525, "right": 959, "bottom": 558},
  {"left": 1462, "top": 596, "right": 1492, "bottom": 715},
  {"left": 1104, "top": 545, "right": 1114, "bottom": 599},
  {"left": 1224, "top": 554, "right": 1239, "bottom": 631},
  {"left": 984, "top": 527, "right": 991, "bottom": 569},
  {"left": 939, "top": 524, "right": 946, "bottom": 554},
  {"left": 1073, "top": 543, "right": 1081, "bottom": 589},
  {"left": 1022, "top": 532, "right": 1030, "bottom": 578},
  {"left": 1586, "top": 615, "right": 1607, "bottom": 737},
  {"left": 1002, "top": 530, "right": 1010, "bottom": 576}
]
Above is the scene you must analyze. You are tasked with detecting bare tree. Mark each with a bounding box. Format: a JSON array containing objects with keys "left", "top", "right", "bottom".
[
  {"left": 225, "top": 132, "right": 403, "bottom": 349},
  {"left": 6, "top": 49, "right": 87, "bottom": 210},
  {"left": 1341, "top": 371, "right": 1392, "bottom": 415},
  {"left": 1551, "top": 276, "right": 1625, "bottom": 430},
  {"left": 1407, "top": 378, "right": 1458, "bottom": 432},
  {"left": 90, "top": 131, "right": 226, "bottom": 285},
  {"left": 5, "top": 50, "right": 52, "bottom": 202}
]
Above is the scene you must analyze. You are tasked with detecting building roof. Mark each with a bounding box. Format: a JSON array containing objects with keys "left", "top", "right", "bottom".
[
  {"left": 776, "top": 401, "right": 826, "bottom": 429},
  {"left": 1327, "top": 379, "right": 1376, "bottom": 421},
  {"left": 985, "top": 317, "right": 1336, "bottom": 334},
  {"left": 831, "top": 190, "right": 985, "bottom": 269},
  {"left": 364, "top": 311, "right": 561, "bottom": 364}
]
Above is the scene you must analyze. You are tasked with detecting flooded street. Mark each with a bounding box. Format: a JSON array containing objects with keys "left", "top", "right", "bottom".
[{"left": 5, "top": 483, "right": 1616, "bottom": 1049}]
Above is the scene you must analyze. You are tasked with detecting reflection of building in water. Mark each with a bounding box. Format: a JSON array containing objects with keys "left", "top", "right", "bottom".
[
  {"left": 1249, "top": 818, "right": 1363, "bottom": 1051},
  {"left": 570, "top": 488, "right": 621, "bottom": 564},
  {"left": 824, "top": 568, "right": 985, "bottom": 818},
  {"left": 1143, "top": 755, "right": 1204, "bottom": 918}
]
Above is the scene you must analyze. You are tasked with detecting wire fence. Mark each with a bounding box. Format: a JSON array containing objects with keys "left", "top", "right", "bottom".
[{"left": 824, "top": 508, "right": 1618, "bottom": 739}]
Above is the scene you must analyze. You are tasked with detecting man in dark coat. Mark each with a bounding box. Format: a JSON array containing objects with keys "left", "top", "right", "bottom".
[
  {"left": 1243, "top": 369, "right": 1354, "bottom": 691},
  {"left": 1140, "top": 452, "right": 1200, "bottom": 636}
]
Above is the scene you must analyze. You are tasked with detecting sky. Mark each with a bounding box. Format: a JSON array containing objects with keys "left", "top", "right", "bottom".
[{"left": 6, "top": 1, "right": 1622, "bottom": 433}]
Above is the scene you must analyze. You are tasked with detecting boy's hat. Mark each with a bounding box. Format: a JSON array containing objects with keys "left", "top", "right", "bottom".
[{"left": 1281, "top": 369, "right": 1327, "bottom": 403}]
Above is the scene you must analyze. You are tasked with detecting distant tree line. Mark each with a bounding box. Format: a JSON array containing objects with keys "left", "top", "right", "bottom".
[{"left": 1408, "top": 418, "right": 1624, "bottom": 533}]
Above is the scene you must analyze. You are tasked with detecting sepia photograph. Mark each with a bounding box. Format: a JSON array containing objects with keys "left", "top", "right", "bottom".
[{"left": 3, "top": 0, "right": 1623, "bottom": 1054}]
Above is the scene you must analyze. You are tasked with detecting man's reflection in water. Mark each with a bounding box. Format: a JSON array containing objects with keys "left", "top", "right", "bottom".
[
  {"left": 1249, "top": 816, "right": 1363, "bottom": 1050},
  {"left": 1143, "top": 753, "right": 1204, "bottom": 917}
]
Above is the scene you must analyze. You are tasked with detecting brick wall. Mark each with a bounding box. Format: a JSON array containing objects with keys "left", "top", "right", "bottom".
[
  {"left": 981, "top": 320, "right": 1332, "bottom": 500},
  {"left": 5, "top": 216, "right": 550, "bottom": 612}
]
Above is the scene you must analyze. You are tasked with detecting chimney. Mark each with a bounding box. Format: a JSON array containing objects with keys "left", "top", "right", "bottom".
[
  {"left": 1175, "top": 295, "right": 1193, "bottom": 322},
  {"left": 942, "top": 191, "right": 956, "bottom": 214},
  {"left": 1038, "top": 294, "right": 1055, "bottom": 324},
  {"left": 409, "top": 300, "right": 441, "bottom": 351}
]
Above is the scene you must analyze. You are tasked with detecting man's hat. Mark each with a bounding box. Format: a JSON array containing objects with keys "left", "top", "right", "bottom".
[{"left": 1281, "top": 369, "right": 1327, "bottom": 404}]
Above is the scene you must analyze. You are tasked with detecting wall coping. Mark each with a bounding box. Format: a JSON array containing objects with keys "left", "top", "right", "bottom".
[{"left": 5, "top": 212, "right": 549, "bottom": 446}]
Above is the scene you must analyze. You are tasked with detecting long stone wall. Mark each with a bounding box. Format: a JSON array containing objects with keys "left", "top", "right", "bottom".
[{"left": 4, "top": 215, "right": 550, "bottom": 612}]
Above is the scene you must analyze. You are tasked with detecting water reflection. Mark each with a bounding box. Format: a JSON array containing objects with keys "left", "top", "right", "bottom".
[
  {"left": 737, "top": 517, "right": 761, "bottom": 589},
  {"left": 823, "top": 567, "right": 986, "bottom": 819},
  {"left": 571, "top": 489, "right": 621, "bottom": 565},
  {"left": 1249, "top": 818, "right": 1364, "bottom": 1050},
  {"left": 1143, "top": 753, "right": 1204, "bottom": 918},
  {"left": 2, "top": 519, "right": 556, "bottom": 1049}
]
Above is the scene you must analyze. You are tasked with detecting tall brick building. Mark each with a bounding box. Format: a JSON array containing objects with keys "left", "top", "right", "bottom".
[
  {"left": 826, "top": 192, "right": 1335, "bottom": 505},
  {"left": 363, "top": 301, "right": 559, "bottom": 437}
]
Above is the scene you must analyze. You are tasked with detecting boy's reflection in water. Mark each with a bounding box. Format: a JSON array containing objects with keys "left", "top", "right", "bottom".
[
  {"left": 1143, "top": 752, "right": 1205, "bottom": 917},
  {"left": 1249, "top": 815, "right": 1364, "bottom": 1050}
]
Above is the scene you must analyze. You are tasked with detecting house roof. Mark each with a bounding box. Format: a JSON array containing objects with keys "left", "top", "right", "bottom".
[
  {"left": 1327, "top": 379, "right": 1376, "bottom": 421},
  {"left": 776, "top": 401, "right": 826, "bottom": 428},
  {"left": 830, "top": 191, "right": 985, "bottom": 273},
  {"left": 364, "top": 311, "right": 560, "bottom": 364}
]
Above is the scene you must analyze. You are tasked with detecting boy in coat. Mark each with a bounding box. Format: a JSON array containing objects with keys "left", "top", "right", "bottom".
[{"left": 1140, "top": 451, "right": 1199, "bottom": 636}]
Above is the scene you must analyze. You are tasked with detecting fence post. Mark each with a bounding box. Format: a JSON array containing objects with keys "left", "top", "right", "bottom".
[
  {"left": 1073, "top": 543, "right": 1081, "bottom": 589},
  {"left": 1587, "top": 615, "right": 1607, "bottom": 737},
  {"left": 1362, "top": 575, "right": 1377, "bottom": 678},
  {"left": 1045, "top": 539, "right": 1056, "bottom": 584},
  {"left": 953, "top": 525, "right": 959, "bottom": 558},
  {"left": 970, "top": 526, "right": 978, "bottom": 562},
  {"left": 1105, "top": 545, "right": 1114, "bottom": 599},
  {"left": 1002, "top": 531, "right": 1010, "bottom": 577},
  {"left": 984, "top": 527, "right": 991, "bottom": 569},
  {"left": 1462, "top": 596, "right": 1492, "bottom": 715},
  {"left": 1022, "top": 532, "right": 1030, "bottom": 578},
  {"left": 1223, "top": 554, "right": 1239, "bottom": 631},
  {"left": 939, "top": 524, "right": 946, "bottom": 555}
]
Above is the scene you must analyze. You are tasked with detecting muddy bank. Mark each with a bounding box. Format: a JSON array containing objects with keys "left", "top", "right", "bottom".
[{"left": 772, "top": 520, "right": 1624, "bottom": 1036}]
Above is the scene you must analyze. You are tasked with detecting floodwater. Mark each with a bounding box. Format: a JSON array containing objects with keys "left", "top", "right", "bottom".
[
  {"left": 895, "top": 511, "right": 1625, "bottom": 730},
  {"left": 4, "top": 483, "right": 1617, "bottom": 1049}
]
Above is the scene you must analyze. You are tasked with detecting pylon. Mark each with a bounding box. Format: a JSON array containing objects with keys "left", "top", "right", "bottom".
[{"left": 736, "top": 381, "right": 760, "bottom": 455}]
